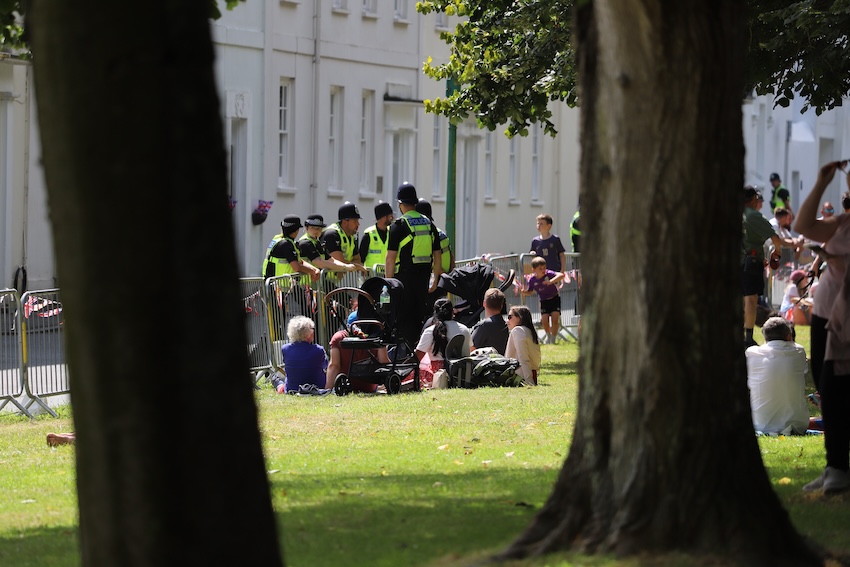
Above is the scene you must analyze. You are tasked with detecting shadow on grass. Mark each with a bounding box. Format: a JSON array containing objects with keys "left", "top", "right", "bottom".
[
  {"left": 543, "top": 360, "right": 577, "bottom": 376},
  {"left": 271, "top": 467, "right": 557, "bottom": 567},
  {"left": 0, "top": 526, "right": 79, "bottom": 567}
]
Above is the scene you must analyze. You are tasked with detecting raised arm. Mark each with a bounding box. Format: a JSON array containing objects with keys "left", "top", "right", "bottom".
[{"left": 794, "top": 160, "right": 847, "bottom": 243}]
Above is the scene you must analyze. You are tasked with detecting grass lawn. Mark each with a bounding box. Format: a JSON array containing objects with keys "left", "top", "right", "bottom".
[{"left": 1, "top": 331, "right": 847, "bottom": 566}]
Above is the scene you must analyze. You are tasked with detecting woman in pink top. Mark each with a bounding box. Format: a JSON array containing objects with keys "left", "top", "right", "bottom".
[{"left": 794, "top": 159, "right": 850, "bottom": 494}]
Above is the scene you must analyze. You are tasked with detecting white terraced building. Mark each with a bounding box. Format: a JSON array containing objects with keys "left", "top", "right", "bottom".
[{"left": 1, "top": 2, "right": 848, "bottom": 290}]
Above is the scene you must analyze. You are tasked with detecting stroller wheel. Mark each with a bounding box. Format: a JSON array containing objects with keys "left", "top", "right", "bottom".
[
  {"left": 334, "top": 374, "right": 352, "bottom": 396},
  {"left": 385, "top": 372, "right": 402, "bottom": 395}
]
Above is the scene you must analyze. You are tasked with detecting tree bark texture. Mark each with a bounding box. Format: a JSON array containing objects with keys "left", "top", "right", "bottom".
[
  {"left": 29, "top": 2, "right": 283, "bottom": 566},
  {"left": 502, "top": 1, "right": 821, "bottom": 565}
]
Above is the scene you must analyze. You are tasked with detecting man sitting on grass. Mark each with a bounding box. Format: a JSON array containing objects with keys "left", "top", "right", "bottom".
[{"left": 745, "top": 316, "right": 810, "bottom": 435}]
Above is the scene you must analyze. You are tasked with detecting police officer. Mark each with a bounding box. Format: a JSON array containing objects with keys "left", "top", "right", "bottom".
[
  {"left": 262, "top": 215, "right": 320, "bottom": 281},
  {"left": 416, "top": 198, "right": 454, "bottom": 316},
  {"left": 359, "top": 201, "right": 394, "bottom": 270},
  {"left": 570, "top": 208, "right": 581, "bottom": 253},
  {"left": 299, "top": 214, "right": 365, "bottom": 274},
  {"left": 386, "top": 182, "right": 442, "bottom": 348},
  {"left": 321, "top": 202, "right": 365, "bottom": 269},
  {"left": 415, "top": 198, "right": 455, "bottom": 274},
  {"left": 262, "top": 215, "right": 320, "bottom": 322}
]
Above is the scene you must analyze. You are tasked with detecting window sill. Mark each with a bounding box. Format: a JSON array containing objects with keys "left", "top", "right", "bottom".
[
  {"left": 530, "top": 199, "right": 545, "bottom": 207},
  {"left": 508, "top": 198, "right": 522, "bottom": 206},
  {"left": 362, "top": 11, "right": 379, "bottom": 20},
  {"left": 277, "top": 184, "right": 297, "bottom": 195},
  {"left": 327, "top": 188, "right": 347, "bottom": 198},
  {"left": 484, "top": 197, "right": 499, "bottom": 206},
  {"left": 332, "top": 8, "right": 350, "bottom": 16}
]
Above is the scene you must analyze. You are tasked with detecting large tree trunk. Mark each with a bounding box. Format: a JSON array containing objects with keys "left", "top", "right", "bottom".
[
  {"left": 502, "top": 1, "right": 821, "bottom": 565},
  {"left": 28, "top": 2, "right": 283, "bottom": 566}
]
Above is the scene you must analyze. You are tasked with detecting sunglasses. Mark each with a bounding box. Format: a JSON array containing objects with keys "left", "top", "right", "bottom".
[{"left": 825, "top": 207, "right": 835, "bottom": 213}]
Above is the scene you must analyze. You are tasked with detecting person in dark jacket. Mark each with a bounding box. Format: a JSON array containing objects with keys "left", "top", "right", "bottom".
[{"left": 470, "top": 288, "right": 509, "bottom": 355}]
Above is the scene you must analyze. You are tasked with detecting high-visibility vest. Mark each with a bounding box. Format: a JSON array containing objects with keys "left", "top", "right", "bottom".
[
  {"left": 570, "top": 211, "right": 581, "bottom": 252},
  {"left": 362, "top": 225, "right": 389, "bottom": 269},
  {"left": 570, "top": 211, "right": 581, "bottom": 238},
  {"left": 298, "top": 233, "right": 327, "bottom": 260},
  {"left": 438, "top": 228, "right": 451, "bottom": 272},
  {"left": 397, "top": 211, "right": 433, "bottom": 266},
  {"left": 325, "top": 222, "right": 356, "bottom": 262},
  {"left": 262, "top": 234, "right": 301, "bottom": 277}
]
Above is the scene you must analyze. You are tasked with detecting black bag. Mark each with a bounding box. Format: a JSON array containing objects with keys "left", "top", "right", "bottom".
[{"left": 449, "top": 353, "right": 522, "bottom": 388}]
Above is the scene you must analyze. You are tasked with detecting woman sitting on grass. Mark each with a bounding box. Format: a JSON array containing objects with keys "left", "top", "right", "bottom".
[
  {"left": 415, "top": 298, "right": 471, "bottom": 388},
  {"left": 279, "top": 316, "right": 328, "bottom": 393},
  {"left": 505, "top": 305, "right": 541, "bottom": 385}
]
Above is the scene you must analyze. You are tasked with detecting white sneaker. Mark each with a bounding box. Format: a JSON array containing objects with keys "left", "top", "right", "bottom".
[
  {"left": 803, "top": 466, "right": 850, "bottom": 493},
  {"left": 824, "top": 466, "right": 850, "bottom": 494}
]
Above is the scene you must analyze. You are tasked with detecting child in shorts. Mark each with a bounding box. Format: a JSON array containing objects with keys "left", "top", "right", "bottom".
[
  {"left": 530, "top": 213, "right": 567, "bottom": 273},
  {"left": 522, "top": 256, "right": 565, "bottom": 344}
]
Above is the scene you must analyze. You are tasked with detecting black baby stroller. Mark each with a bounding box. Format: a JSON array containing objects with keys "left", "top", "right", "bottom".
[
  {"left": 323, "top": 276, "right": 421, "bottom": 396},
  {"left": 436, "top": 263, "right": 516, "bottom": 327}
]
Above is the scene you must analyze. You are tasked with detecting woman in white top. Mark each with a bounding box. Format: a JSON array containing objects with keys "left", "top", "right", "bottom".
[
  {"left": 504, "top": 305, "right": 541, "bottom": 385},
  {"left": 416, "top": 298, "right": 471, "bottom": 388}
]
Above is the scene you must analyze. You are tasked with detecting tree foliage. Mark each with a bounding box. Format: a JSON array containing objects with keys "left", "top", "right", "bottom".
[
  {"left": 417, "top": 0, "right": 576, "bottom": 137},
  {"left": 0, "top": 0, "right": 26, "bottom": 54},
  {"left": 417, "top": 0, "right": 850, "bottom": 136},
  {"left": 746, "top": 0, "right": 850, "bottom": 113}
]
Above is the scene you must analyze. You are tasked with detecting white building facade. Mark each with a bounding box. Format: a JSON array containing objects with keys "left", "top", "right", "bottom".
[
  {"left": 211, "top": 0, "right": 581, "bottom": 275},
  {"left": 2, "top": 3, "right": 848, "bottom": 289},
  {"left": 743, "top": 94, "right": 850, "bottom": 213}
]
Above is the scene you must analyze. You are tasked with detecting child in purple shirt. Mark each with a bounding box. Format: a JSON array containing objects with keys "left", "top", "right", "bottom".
[
  {"left": 522, "top": 256, "right": 565, "bottom": 344},
  {"left": 530, "top": 213, "right": 567, "bottom": 273}
]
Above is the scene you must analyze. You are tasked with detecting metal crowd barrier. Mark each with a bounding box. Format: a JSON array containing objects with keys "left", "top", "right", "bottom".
[
  {"left": 241, "top": 277, "right": 273, "bottom": 383},
  {"left": 0, "top": 289, "right": 30, "bottom": 416},
  {"left": 14, "top": 289, "right": 67, "bottom": 417},
  {"left": 766, "top": 246, "right": 804, "bottom": 309}
]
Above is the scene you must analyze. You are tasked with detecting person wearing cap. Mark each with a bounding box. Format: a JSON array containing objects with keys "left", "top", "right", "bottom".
[
  {"left": 779, "top": 268, "right": 814, "bottom": 325},
  {"left": 386, "top": 182, "right": 442, "bottom": 347},
  {"left": 298, "top": 214, "right": 365, "bottom": 274},
  {"left": 742, "top": 186, "right": 784, "bottom": 348},
  {"left": 416, "top": 198, "right": 455, "bottom": 315},
  {"left": 415, "top": 198, "right": 455, "bottom": 274},
  {"left": 321, "top": 201, "right": 365, "bottom": 271},
  {"left": 359, "top": 201, "right": 395, "bottom": 270},
  {"left": 262, "top": 215, "right": 320, "bottom": 282},
  {"left": 768, "top": 172, "right": 794, "bottom": 219}
]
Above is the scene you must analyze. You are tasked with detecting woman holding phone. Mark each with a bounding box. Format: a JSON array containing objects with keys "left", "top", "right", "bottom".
[{"left": 794, "top": 159, "right": 850, "bottom": 494}]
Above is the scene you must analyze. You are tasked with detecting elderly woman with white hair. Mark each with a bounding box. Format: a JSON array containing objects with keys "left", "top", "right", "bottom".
[{"left": 278, "top": 316, "right": 328, "bottom": 393}]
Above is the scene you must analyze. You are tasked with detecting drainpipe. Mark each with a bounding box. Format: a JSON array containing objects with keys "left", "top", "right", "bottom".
[
  {"left": 445, "top": 78, "right": 457, "bottom": 249},
  {"left": 310, "top": 2, "right": 321, "bottom": 213}
]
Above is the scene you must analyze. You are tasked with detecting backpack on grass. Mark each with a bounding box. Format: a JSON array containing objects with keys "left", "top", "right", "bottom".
[{"left": 449, "top": 353, "right": 522, "bottom": 388}]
